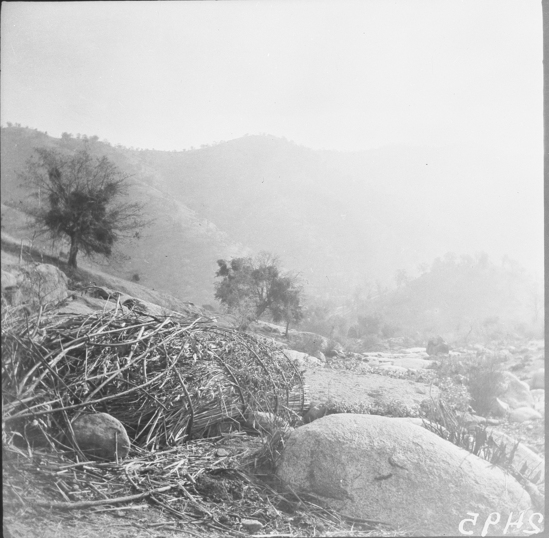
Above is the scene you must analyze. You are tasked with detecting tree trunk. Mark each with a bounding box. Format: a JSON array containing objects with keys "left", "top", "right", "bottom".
[
  {"left": 255, "top": 302, "right": 269, "bottom": 319},
  {"left": 68, "top": 235, "right": 79, "bottom": 269}
]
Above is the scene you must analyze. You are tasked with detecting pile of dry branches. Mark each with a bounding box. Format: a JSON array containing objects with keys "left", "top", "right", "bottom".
[
  {"left": 2, "top": 305, "right": 309, "bottom": 451},
  {"left": 2, "top": 305, "right": 401, "bottom": 536}
]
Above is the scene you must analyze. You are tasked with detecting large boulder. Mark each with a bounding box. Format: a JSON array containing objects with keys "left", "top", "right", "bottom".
[
  {"left": 1, "top": 269, "right": 19, "bottom": 305},
  {"left": 276, "top": 414, "right": 533, "bottom": 536},
  {"left": 283, "top": 349, "right": 321, "bottom": 368},
  {"left": 71, "top": 413, "right": 131, "bottom": 461},
  {"left": 499, "top": 371, "right": 534, "bottom": 410},
  {"left": 286, "top": 330, "right": 331, "bottom": 355},
  {"left": 2, "top": 264, "right": 69, "bottom": 307},
  {"left": 56, "top": 294, "right": 127, "bottom": 316}
]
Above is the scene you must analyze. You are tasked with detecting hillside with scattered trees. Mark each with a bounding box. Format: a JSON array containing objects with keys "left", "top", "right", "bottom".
[{"left": 1, "top": 125, "right": 542, "bottom": 342}]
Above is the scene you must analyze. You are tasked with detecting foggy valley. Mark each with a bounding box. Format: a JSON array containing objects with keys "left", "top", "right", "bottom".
[
  {"left": 1, "top": 125, "right": 543, "bottom": 343},
  {"left": 2, "top": 3, "right": 544, "bottom": 537}
]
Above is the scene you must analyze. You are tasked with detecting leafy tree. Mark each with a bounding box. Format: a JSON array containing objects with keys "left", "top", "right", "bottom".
[
  {"left": 215, "top": 252, "right": 303, "bottom": 333},
  {"left": 18, "top": 147, "right": 148, "bottom": 269},
  {"left": 268, "top": 275, "right": 304, "bottom": 335}
]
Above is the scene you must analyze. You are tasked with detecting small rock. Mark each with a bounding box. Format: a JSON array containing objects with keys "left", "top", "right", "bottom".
[
  {"left": 71, "top": 412, "right": 130, "bottom": 461},
  {"left": 426, "top": 336, "right": 450, "bottom": 356},
  {"left": 215, "top": 448, "right": 230, "bottom": 457},
  {"left": 303, "top": 402, "right": 329, "bottom": 424},
  {"left": 241, "top": 518, "right": 263, "bottom": 534},
  {"left": 508, "top": 407, "right": 542, "bottom": 423},
  {"left": 26, "top": 264, "right": 70, "bottom": 306},
  {"left": 24, "top": 418, "right": 51, "bottom": 447}
]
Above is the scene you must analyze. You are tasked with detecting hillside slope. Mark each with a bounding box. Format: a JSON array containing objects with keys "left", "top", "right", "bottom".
[
  {"left": 1, "top": 127, "right": 542, "bottom": 304},
  {"left": 1, "top": 128, "right": 250, "bottom": 304}
]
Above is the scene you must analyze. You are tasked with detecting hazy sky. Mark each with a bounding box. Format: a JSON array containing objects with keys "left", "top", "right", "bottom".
[{"left": 1, "top": 1, "right": 543, "bottom": 154}]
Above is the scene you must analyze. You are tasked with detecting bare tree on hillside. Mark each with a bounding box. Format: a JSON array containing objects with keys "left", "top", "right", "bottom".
[{"left": 18, "top": 147, "right": 149, "bottom": 269}]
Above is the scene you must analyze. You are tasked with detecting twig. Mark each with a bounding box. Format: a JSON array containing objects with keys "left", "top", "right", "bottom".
[
  {"left": 177, "top": 483, "right": 214, "bottom": 518},
  {"left": 175, "top": 368, "right": 194, "bottom": 441},
  {"left": 25, "top": 484, "right": 175, "bottom": 509}
]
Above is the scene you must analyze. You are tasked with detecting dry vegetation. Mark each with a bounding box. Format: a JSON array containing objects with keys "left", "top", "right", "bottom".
[{"left": 2, "top": 303, "right": 410, "bottom": 537}]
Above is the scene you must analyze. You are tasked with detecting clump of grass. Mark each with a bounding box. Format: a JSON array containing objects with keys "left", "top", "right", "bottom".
[
  {"left": 421, "top": 400, "right": 544, "bottom": 487},
  {"left": 246, "top": 426, "right": 291, "bottom": 474}
]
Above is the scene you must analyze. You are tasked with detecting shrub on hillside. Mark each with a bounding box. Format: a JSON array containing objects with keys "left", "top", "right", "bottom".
[{"left": 19, "top": 147, "right": 149, "bottom": 269}]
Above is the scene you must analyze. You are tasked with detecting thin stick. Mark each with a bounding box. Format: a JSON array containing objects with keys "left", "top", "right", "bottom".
[
  {"left": 175, "top": 368, "right": 194, "bottom": 441},
  {"left": 24, "top": 484, "right": 175, "bottom": 509},
  {"left": 5, "top": 367, "right": 174, "bottom": 422}
]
